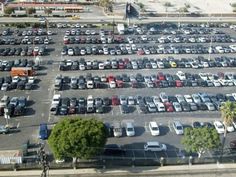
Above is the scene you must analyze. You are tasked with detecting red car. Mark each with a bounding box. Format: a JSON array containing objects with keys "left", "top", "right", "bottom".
[
  {"left": 137, "top": 49, "right": 144, "bottom": 55},
  {"left": 175, "top": 80, "right": 183, "bottom": 87},
  {"left": 116, "top": 80, "right": 123, "bottom": 88},
  {"left": 107, "top": 75, "right": 115, "bottom": 82},
  {"left": 131, "top": 81, "right": 139, "bottom": 88},
  {"left": 118, "top": 61, "right": 125, "bottom": 69},
  {"left": 164, "top": 102, "right": 174, "bottom": 112},
  {"left": 157, "top": 72, "right": 165, "bottom": 80},
  {"left": 111, "top": 95, "right": 120, "bottom": 105}
]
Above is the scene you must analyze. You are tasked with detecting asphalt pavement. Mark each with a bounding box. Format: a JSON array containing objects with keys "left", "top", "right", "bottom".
[{"left": 0, "top": 23, "right": 236, "bottom": 162}]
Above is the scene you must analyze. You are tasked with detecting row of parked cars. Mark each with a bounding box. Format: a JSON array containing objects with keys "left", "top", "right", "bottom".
[
  {"left": 63, "top": 34, "right": 235, "bottom": 45},
  {"left": 50, "top": 92, "right": 236, "bottom": 115},
  {"left": 0, "top": 36, "right": 52, "bottom": 45},
  {"left": 54, "top": 71, "right": 236, "bottom": 91},
  {"left": 0, "top": 28, "right": 53, "bottom": 37},
  {"left": 61, "top": 43, "right": 236, "bottom": 56},
  {"left": 0, "top": 45, "right": 47, "bottom": 56},
  {"left": 59, "top": 56, "right": 236, "bottom": 71},
  {"left": 101, "top": 119, "right": 236, "bottom": 156},
  {"left": 0, "top": 76, "right": 36, "bottom": 91},
  {"left": 0, "top": 95, "right": 27, "bottom": 117},
  {"left": 0, "top": 59, "right": 40, "bottom": 71}
]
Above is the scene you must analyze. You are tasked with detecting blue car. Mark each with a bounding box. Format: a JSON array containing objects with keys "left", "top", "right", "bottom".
[{"left": 39, "top": 123, "right": 48, "bottom": 140}]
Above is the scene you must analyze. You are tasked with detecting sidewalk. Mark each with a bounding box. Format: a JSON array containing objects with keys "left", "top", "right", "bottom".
[{"left": 0, "top": 163, "right": 236, "bottom": 176}]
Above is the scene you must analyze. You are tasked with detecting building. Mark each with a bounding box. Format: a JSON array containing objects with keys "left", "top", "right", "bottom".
[{"left": 7, "top": 2, "right": 84, "bottom": 13}]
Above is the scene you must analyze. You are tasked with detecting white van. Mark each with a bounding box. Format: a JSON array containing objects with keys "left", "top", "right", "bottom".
[{"left": 144, "top": 141, "right": 167, "bottom": 152}]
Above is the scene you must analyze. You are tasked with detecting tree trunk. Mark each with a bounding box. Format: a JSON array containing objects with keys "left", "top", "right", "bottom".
[
  {"left": 72, "top": 157, "right": 77, "bottom": 169},
  {"left": 220, "top": 127, "right": 227, "bottom": 162}
]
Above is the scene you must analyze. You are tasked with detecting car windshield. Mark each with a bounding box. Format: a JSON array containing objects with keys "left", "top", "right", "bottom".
[
  {"left": 152, "top": 127, "right": 159, "bottom": 131},
  {"left": 127, "top": 128, "right": 133, "bottom": 132},
  {"left": 176, "top": 126, "right": 182, "bottom": 130}
]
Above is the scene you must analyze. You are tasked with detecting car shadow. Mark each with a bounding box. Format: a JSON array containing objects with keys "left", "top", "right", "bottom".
[
  {"left": 135, "top": 126, "right": 145, "bottom": 136},
  {"left": 24, "top": 108, "right": 36, "bottom": 116},
  {"left": 27, "top": 100, "right": 35, "bottom": 106},
  {"left": 159, "top": 125, "right": 170, "bottom": 136}
]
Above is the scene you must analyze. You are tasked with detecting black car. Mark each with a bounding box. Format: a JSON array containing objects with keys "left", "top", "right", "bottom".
[
  {"left": 138, "top": 103, "right": 148, "bottom": 114},
  {"left": 103, "top": 97, "right": 110, "bottom": 106},
  {"left": 96, "top": 105, "right": 104, "bottom": 113},
  {"left": 121, "top": 105, "right": 129, "bottom": 114},
  {"left": 17, "top": 81, "right": 26, "bottom": 90},
  {"left": 201, "top": 122, "right": 214, "bottom": 129},
  {"left": 180, "top": 102, "right": 191, "bottom": 112},
  {"left": 59, "top": 106, "right": 68, "bottom": 115},
  {"left": 14, "top": 105, "right": 25, "bottom": 116},
  {"left": 77, "top": 105, "right": 86, "bottom": 114},
  {"left": 25, "top": 83, "right": 32, "bottom": 90},
  {"left": 104, "top": 123, "right": 114, "bottom": 137},
  {"left": 103, "top": 144, "right": 126, "bottom": 156},
  {"left": 197, "top": 103, "right": 208, "bottom": 111},
  {"left": 216, "top": 93, "right": 226, "bottom": 102},
  {"left": 192, "top": 121, "right": 201, "bottom": 128}
]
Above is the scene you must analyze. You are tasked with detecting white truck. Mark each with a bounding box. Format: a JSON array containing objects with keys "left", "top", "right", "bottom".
[{"left": 117, "top": 24, "right": 125, "bottom": 35}]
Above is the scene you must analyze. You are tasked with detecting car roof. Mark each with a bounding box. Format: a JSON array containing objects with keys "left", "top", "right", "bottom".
[
  {"left": 146, "top": 141, "right": 160, "bottom": 146},
  {"left": 149, "top": 121, "right": 158, "bottom": 127}
]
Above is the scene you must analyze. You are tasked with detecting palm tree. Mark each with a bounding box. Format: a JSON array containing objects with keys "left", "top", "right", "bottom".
[
  {"left": 220, "top": 101, "right": 236, "bottom": 160},
  {"left": 99, "top": 0, "right": 113, "bottom": 12}
]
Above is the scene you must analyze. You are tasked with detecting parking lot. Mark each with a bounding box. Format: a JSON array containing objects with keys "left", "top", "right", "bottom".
[{"left": 0, "top": 22, "right": 236, "bottom": 160}]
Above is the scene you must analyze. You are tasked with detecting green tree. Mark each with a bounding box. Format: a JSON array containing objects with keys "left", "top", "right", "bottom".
[
  {"left": 44, "top": 8, "right": 52, "bottom": 17},
  {"left": 181, "top": 127, "right": 221, "bottom": 158},
  {"left": 48, "top": 117, "right": 108, "bottom": 164},
  {"left": 26, "top": 8, "right": 36, "bottom": 15},
  {"left": 4, "top": 7, "right": 14, "bottom": 15},
  {"left": 220, "top": 101, "right": 236, "bottom": 157}
]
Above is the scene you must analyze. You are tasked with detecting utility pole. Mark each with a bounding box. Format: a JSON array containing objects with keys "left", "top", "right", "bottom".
[{"left": 38, "top": 143, "right": 49, "bottom": 177}]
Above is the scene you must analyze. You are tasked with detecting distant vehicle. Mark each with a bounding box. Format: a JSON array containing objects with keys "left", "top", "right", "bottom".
[
  {"left": 149, "top": 121, "right": 160, "bottom": 136},
  {"left": 38, "top": 123, "right": 48, "bottom": 140},
  {"left": 117, "top": 24, "right": 125, "bottom": 35},
  {"left": 144, "top": 141, "right": 167, "bottom": 152},
  {"left": 172, "top": 121, "right": 184, "bottom": 135},
  {"left": 125, "top": 122, "right": 135, "bottom": 137},
  {"left": 10, "top": 67, "right": 35, "bottom": 77},
  {"left": 213, "top": 121, "right": 225, "bottom": 134}
]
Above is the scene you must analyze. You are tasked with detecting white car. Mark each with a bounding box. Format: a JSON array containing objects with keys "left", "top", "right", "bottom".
[
  {"left": 212, "top": 80, "right": 221, "bottom": 87},
  {"left": 184, "top": 95, "right": 193, "bottom": 103},
  {"left": 199, "top": 73, "right": 208, "bottom": 81},
  {"left": 213, "top": 121, "right": 225, "bottom": 134},
  {"left": 156, "top": 102, "right": 165, "bottom": 112},
  {"left": 87, "top": 95, "right": 94, "bottom": 105},
  {"left": 159, "top": 92, "right": 168, "bottom": 102},
  {"left": 175, "top": 94, "right": 185, "bottom": 103},
  {"left": 12, "top": 76, "right": 20, "bottom": 83},
  {"left": 173, "top": 102, "right": 182, "bottom": 112},
  {"left": 172, "top": 121, "right": 184, "bottom": 135},
  {"left": 128, "top": 96, "right": 135, "bottom": 105},
  {"left": 144, "top": 141, "right": 167, "bottom": 152},
  {"left": 176, "top": 71, "right": 186, "bottom": 81},
  {"left": 125, "top": 122, "right": 135, "bottom": 137},
  {"left": 109, "top": 81, "right": 116, "bottom": 88},
  {"left": 205, "top": 102, "right": 216, "bottom": 111},
  {"left": 191, "top": 94, "right": 201, "bottom": 104},
  {"left": 149, "top": 121, "right": 160, "bottom": 136},
  {"left": 223, "top": 122, "right": 234, "bottom": 132},
  {"left": 152, "top": 96, "right": 160, "bottom": 105},
  {"left": 157, "top": 62, "right": 165, "bottom": 69},
  {"left": 120, "top": 96, "right": 127, "bottom": 105},
  {"left": 28, "top": 77, "right": 35, "bottom": 84}
]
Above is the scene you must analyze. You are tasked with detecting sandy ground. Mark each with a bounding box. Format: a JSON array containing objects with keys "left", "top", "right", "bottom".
[{"left": 121, "top": 0, "right": 236, "bottom": 13}]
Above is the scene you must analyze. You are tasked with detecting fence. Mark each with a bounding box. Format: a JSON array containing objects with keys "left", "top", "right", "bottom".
[{"left": 0, "top": 152, "right": 236, "bottom": 171}]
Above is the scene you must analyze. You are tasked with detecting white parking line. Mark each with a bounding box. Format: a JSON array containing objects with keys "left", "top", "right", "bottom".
[
  {"left": 23, "top": 115, "right": 34, "bottom": 118},
  {"left": 27, "top": 95, "right": 30, "bottom": 101},
  {"left": 168, "top": 121, "right": 173, "bottom": 132},
  {"left": 144, "top": 122, "right": 150, "bottom": 132},
  {"left": 136, "top": 105, "right": 141, "bottom": 114}
]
